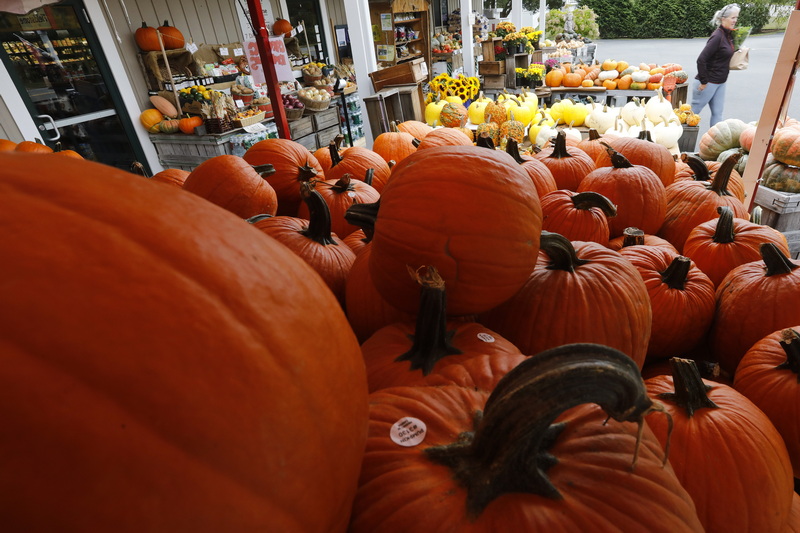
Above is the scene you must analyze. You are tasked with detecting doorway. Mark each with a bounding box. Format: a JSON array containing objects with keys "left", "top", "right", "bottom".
[{"left": 0, "top": 0, "right": 147, "bottom": 170}]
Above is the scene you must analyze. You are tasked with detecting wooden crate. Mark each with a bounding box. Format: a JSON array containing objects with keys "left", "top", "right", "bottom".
[
  {"left": 755, "top": 186, "right": 800, "bottom": 258},
  {"left": 309, "top": 107, "right": 340, "bottom": 130},
  {"left": 294, "top": 132, "right": 318, "bottom": 152},
  {"left": 478, "top": 61, "right": 504, "bottom": 75},
  {"left": 289, "top": 116, "right": 314, "bottom": 139},
  {"left": 481, "top": 38, "right": 502, "bottom": 62},
  {"left": 369, "top": 58, "right": 427, "bottom": 92},
  {"left": 316, "top": 125, "right": 342, "bottom": 148},
  {"left": 482, "top": 75, "right": 506, "bottom": 89},
  {"left": 149, "top": 132, "right": 235, "bottom": 170}
]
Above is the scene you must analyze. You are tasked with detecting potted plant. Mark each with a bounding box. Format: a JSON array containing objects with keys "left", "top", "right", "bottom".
[
  {"left": 494, "top": 21, "right": 516, "bottom": 39},
  {"left": 503, "top": 31, "right": 528, "bottom": 55},
  {"left": 521, "top": 27, "right": 543, "bottom": 51},
  {"left": 527, "top": 63, "right": 545, "bottom": 87}
]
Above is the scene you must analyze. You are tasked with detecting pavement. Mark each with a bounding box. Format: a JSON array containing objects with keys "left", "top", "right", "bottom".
[{"left": 591, "top": 32, "right": 799, "bottom": 143}]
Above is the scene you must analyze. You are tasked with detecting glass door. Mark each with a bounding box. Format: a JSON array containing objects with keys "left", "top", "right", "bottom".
[{"left": 0, "top": 0, "right": 147, "bottom": 170}]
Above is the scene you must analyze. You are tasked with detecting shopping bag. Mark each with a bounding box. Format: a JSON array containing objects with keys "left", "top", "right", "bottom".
[{"left": 730, "top": 47, "right": 749, "bottom": 70}]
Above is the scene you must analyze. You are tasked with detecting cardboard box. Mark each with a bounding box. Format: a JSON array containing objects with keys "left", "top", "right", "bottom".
[{"left": 369, "top": 58, "right": 427, "bottom": 92}]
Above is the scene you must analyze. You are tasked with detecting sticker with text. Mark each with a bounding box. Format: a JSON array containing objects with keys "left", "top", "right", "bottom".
[
  {"left": 476, "top": 332, "right": 495, "bottom": 343},
  {"left": 390, "top": 417, "right": 427, "bottom": 447}
]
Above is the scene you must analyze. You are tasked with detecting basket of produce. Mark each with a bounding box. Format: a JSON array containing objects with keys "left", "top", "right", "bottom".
[
  {"left": 302, "top": 63, "right": 323, "bottom": 84},
  {"left": 253, "top": 97, "right": 273, "bottom": 118},
  {"left": 297, "top": 86, "right": 332, "bottom": 111},
  {"left": 233, "top": 110, "right": 266, "bottom": 128},
  {"left": 205, "top": 117, "right": 232, "bottom": 134},
  {"left": 231, "top": 83, "right": 255, "bottom": 106},
  {"left": 282, "top": 93, "right": 305, "bottom": 119}
]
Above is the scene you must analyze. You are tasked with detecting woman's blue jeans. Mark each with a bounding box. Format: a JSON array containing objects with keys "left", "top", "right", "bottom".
[{"left": 691, "top": 79, "right": 727, "bottom": 126}]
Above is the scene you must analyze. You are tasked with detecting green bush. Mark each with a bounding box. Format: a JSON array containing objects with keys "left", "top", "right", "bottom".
[{"left": 578, "top": 0, "right": 636, "bottom": 38}]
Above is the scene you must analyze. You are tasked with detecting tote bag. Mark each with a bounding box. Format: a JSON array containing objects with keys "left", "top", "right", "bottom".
[{"left": 730, "top": 47, "right": 749, "bottom": 70}]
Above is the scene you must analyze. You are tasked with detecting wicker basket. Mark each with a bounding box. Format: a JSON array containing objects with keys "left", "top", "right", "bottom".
[
  {"left": 233, "top": 111, "right": 266, "bottom": 128},
  {"left": 284, "top": 106, "right": 305, "bottom": 120},
  {"left": 205, "top": 117, "right": 232, "bottom": 134},
  {"left": 302, "top": 72, "right": 322, "bottom": 85},
  {"left": 298, "top": 94, "right": 331, "bottom": 111}
]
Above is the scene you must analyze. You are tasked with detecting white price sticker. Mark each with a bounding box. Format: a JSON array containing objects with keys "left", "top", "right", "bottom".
[
  {"left": 219, "top": 46, "right": 229, "bottom": 56},
  {"left": 476, "top": 332, "right": 496, "bottom": 343},
  {"left": 390, "top": 417, "right": 427, "bottom": 447},
  {"left": 185, "top": 41, "right": 198, "bottom": 54},
  {"left": 233, "top": 47, "right": 243, "bottom": 56}
]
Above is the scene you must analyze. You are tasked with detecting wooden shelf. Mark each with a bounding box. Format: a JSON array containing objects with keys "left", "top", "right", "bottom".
[
  {"left": 394, "top": 17, "right": 421, "bottom": 23},
  {"left": 395, "top": 38, "right": 422, "bottom": 45},
  {"left": 396, "top": 54, "right": 423, "bottom": 63},
  {"left": 369, "top": 0, "right": 430, "bottom": 79}
]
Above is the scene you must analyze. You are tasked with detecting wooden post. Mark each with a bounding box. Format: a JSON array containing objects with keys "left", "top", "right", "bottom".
[
  {"left": 246, "top": 0, "right": 291, "bottom": 139},
  {"left": 743, "top": 7, "right": 800, "bottom": 211}
]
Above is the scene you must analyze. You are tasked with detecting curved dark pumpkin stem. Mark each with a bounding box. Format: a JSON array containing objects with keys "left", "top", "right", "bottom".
[
  {"left": 344, "top": 199, "right": 379, "bottom": 243},
  {"left": 298, "top": 162, "right": 319, "bottom": 181},
  {"left": 586, "top": 128, "right": 601, "bottom": 141},
  {"left": 600, "top": 142, "right": 633, "bottom": 169},
  {"left": 540, "top": 231, "right": 589, "bottom": 272},
  {"left": 621, "top": 227, "right": 645, "bottom": 247},
  {"left": 412, "top": 137, "right": 422, "bottom": 148},
  {"left": 681, "top": 153, "right": 712, "bottom": 182},
  {"left": 658, "top": 358, "right": 718, "bottom": 417},
  {"left": 299, "top": 182, "right": 338, "bottom": 245},
  {"left": 328, "top": 173, "right": 355, "bottom": 193},
  {"left": 776, "top": 329, "right": 800, "bottom": 381},
  {"left": 761, "top": 242, "right": 799, "bottom": 277},
  {"left": 130, "top": 161, "right": 150, "bottom": 178},
  {"left": 425, "top": 343, "right": 658, "bottom": 518},
  {"left": 505, "top": 138, "right": 526, "bottom": 163},
  {"left": 661, "top": 256, "right": 691, "bottom": 290},
  {"left": 395, "top": 266, "right": 461, "bottom": 374},
  {"left": 252, "top": 163, "right": 276, "bottom": 177},
  {"left": 571, "top": 191, "right": 617, "bottom": 217},
  {"left": 713, "top": 206, "right": 736, "bottom": 244},
  {"left": 476, "top": 132, "right": 496, "bottom": 150},
  {"left": 246, "top": 213, "right": 274, "bottom": 223},
  {"left": 636, "top": 129, "right": 654, "bottom": 143},
  {"left": 547, "top": 130, "right": 573, "bottom": 159},
  {"left": 707, "top": 151, "right": 740, "bottom": 196}
]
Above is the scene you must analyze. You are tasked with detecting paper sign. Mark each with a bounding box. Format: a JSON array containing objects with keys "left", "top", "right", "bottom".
[
  {"left": 185, "top": 41, "right": 198, "bottom": 54},
  {"left": 243, "top": 123, "right": 267, "bottom": 133},
  {"left": 377, "top": 45, "right": 394, "bottom": 62},
  {"left": 380, "top": 13, "right": 392, "bottom": 31},
  {"left": 233, "top": 47, "right": 243, "bottom": 56},
  {"left": 236, "top": 99, "right": 246, "bottom": 108},
  {"left": 219, "top": 47, "right": 229, "bottom": 56},
  {"left": 244, "top": 38, "right": 294, "bottom": 84}
]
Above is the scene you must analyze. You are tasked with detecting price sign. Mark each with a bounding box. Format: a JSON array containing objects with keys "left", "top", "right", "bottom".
[{"left": 245, "top": 38, "right": 294, "bottom": 84}]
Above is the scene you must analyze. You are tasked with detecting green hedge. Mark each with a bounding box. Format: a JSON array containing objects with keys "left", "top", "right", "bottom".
[{"left": 577, "top": 0, "right": 778, "bottom": 38}]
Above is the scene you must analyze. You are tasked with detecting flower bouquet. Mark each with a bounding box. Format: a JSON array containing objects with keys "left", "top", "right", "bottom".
[
  {"left": 732, "top": 26, "right": 751, "bottom": 50},
  {"left": 494, "top": 21, "right": 517, "bottom": 39}
]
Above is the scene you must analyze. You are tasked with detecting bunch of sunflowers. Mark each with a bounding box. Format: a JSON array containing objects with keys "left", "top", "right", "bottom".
[{"left": 426, "top": 73, "right": 480, "bottom": 103}]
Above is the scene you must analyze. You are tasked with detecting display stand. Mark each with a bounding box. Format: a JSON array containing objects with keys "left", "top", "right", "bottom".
[{"left": 743, "top": 7, "right": 800, "bottom": 210}]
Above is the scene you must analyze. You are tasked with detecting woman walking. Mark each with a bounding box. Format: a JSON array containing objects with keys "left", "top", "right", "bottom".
[{"left": 692, "top": 3, "right": 740, "bottom": 126}]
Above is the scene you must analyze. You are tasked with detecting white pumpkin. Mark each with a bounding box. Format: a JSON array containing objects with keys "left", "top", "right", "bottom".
[
  {"left": 645, "top": 88, "right": 674, "bottom": 125},
  {"left": 620, "top": 98, "right": 646, "bottom": 127}
]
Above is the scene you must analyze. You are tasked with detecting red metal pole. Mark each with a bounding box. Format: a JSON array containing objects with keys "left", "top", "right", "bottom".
[{"left": 246, "top": 0, "right": 291, "bottom": 139}]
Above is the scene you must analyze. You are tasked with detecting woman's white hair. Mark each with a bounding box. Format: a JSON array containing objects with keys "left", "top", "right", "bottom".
[{"left": 711, "top": 3, "right": 740, "bottom": 26}]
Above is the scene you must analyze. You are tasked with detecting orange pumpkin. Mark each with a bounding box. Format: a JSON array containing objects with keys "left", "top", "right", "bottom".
[
  {"left": 157, "top": 21, "right": 185, "bottom": 50},
  {"left": 178, "top": 115, "right": 203, "bottom": 134},
  {"left": 0, "top": 152, "right": 369, "bottom": 532},
  {"left": 273, "top": 18, "right": 293, "bottom": 36},
  {"left": 616, "top": 74, "right": 633, "bottom": 90},
  {"left": 602, "top": 79, "right": 618, "bottom": 90},
  {"left": 545, "top": 69, "right": 564, "bottom": 87},
  {"left": 139, "top": 109, "right": 164, "bottom": 132},
  {"left": 0, "top": 139, "right": 17, "bottom": 151},
  {"left": 15, "top": 140, "right": 53, "bottom": 153},
  {"left": 134, "top": 22, "right": 160, "bottom": 51},
  {"left": 562, "top": 72, "right": 582, "bottom": 87}
]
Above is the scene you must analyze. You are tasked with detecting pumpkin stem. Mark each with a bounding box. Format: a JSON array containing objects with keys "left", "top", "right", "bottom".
[
  {"left": 658, "top": 358, "right": 718, "bottom": 417},
  {"left": 761, "top": 242, "right": 799, "bottom": 277},
  {"left": 571, "top": 191, "right": 618, "bottom": 217},
  {"left": 252, "top": 163, "right": 276, "bottom": 177},
  {"left": 299, "top": 181, "right": 338, "bottom": 245},
  {"left": 412, "top": 137, "right": 422, "bottom": 149},
  {"left": 636, "top": 129, "right": 654, "bottom": 143},
  {"left": 246, "top": 213, "right": 274, "bottom": 223},
  {"left": 298, "top": 162, "right": 319, "bottom": 181},
  {"left": 539, "top": 231, "right": 589, "bottom": 272},
  {"left": 363, "top": 168, "right": 375, "bottom": 186},
  {"left": 776, "top": 329, "right": 800, "bottom": 380},
  {"left": 129, "top": 161, "right": 150, "bottom": 178},
  {"left": 600, "top": 142, "right": 634, "bottom": 169},
  {"left": 712, "top": 206, "right": 736, "bottom": 244},
  {"left": 329, "top": 143, "right": 344, "bottom": 168},
  {"left": 681, "top": 153, "right": 712, "bottom": 181},
  {"left": 476, "top": 132, "right": 496, "bottom": 150},
  {"left": 389, "top": 121, "right": 400, "bottom": 133},
  {"left": 661, "top": 256, "right": 691, "bottom": 290},
  {"left": 505, "top": 138, "right": 525, "bottom": 163},
  {"left": 620, "top": 227, "right": 645, "bottom": 247},
  {"left": 707, "top": 151, "right": 740, "bottom": 196},
  {"left": 547, "top": 130, "right": 573, "bottom": 159},
  {"left": 586, "top": 128, "right": 601, "bottom": 141},
  {"left": 329, "top": 173, "right": 355, "bottom": 193},
  {"left": 394, "top": 266, "right": 461, "bottom": 375},
  {"left": 425, "top": 343, "right": 656, "bottom": 517},
  {"left": 344, "top": 199, "right": 379, "bottom": 243}
]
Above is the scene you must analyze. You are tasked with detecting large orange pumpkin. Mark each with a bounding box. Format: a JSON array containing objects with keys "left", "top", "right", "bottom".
[
  {"left": 369, "top": 145, "right": 542, "bottom": 317},
  {"left": 350, "top": 344, "right": 704, "bottom": 532},
  {"left": 272, "top": 18, "right": 293, "bottom": 36},
  {"left": 0, "top": 153, "right": 369, "bottom": 532},
  {"left": 157, "top": 20, "right": 185, "bottom": 50},
  {"left": 134, "top": 22, "right": 159, "bottom": 51}
]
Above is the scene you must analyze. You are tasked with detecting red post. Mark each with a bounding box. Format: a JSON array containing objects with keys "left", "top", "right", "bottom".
[{"left": 246, "top": 0, "right": 291, "bottom": 139}]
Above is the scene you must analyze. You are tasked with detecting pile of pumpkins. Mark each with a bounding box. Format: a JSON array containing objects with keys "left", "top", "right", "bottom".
[
  {"left": 4, "top": 107, "right": 800, "bottom": 532},
  {"left": 545, "top": 58, "right": 689, "bottom": 91},
  {"left": 425, "top": 86, "right": 690, "bottom": 154}
]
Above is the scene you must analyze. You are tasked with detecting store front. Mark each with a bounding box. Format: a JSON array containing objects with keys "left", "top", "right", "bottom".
[{"left": 0, "top": 0, "right": 147, "bottom": 169}]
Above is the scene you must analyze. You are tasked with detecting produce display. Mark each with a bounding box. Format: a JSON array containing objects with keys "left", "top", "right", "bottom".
[
  {"left": 544, "top": 59, "right": 688, "bottom": 91},
  {"left": 281, "top": 92, "right": 305, "bottom": 111}
]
